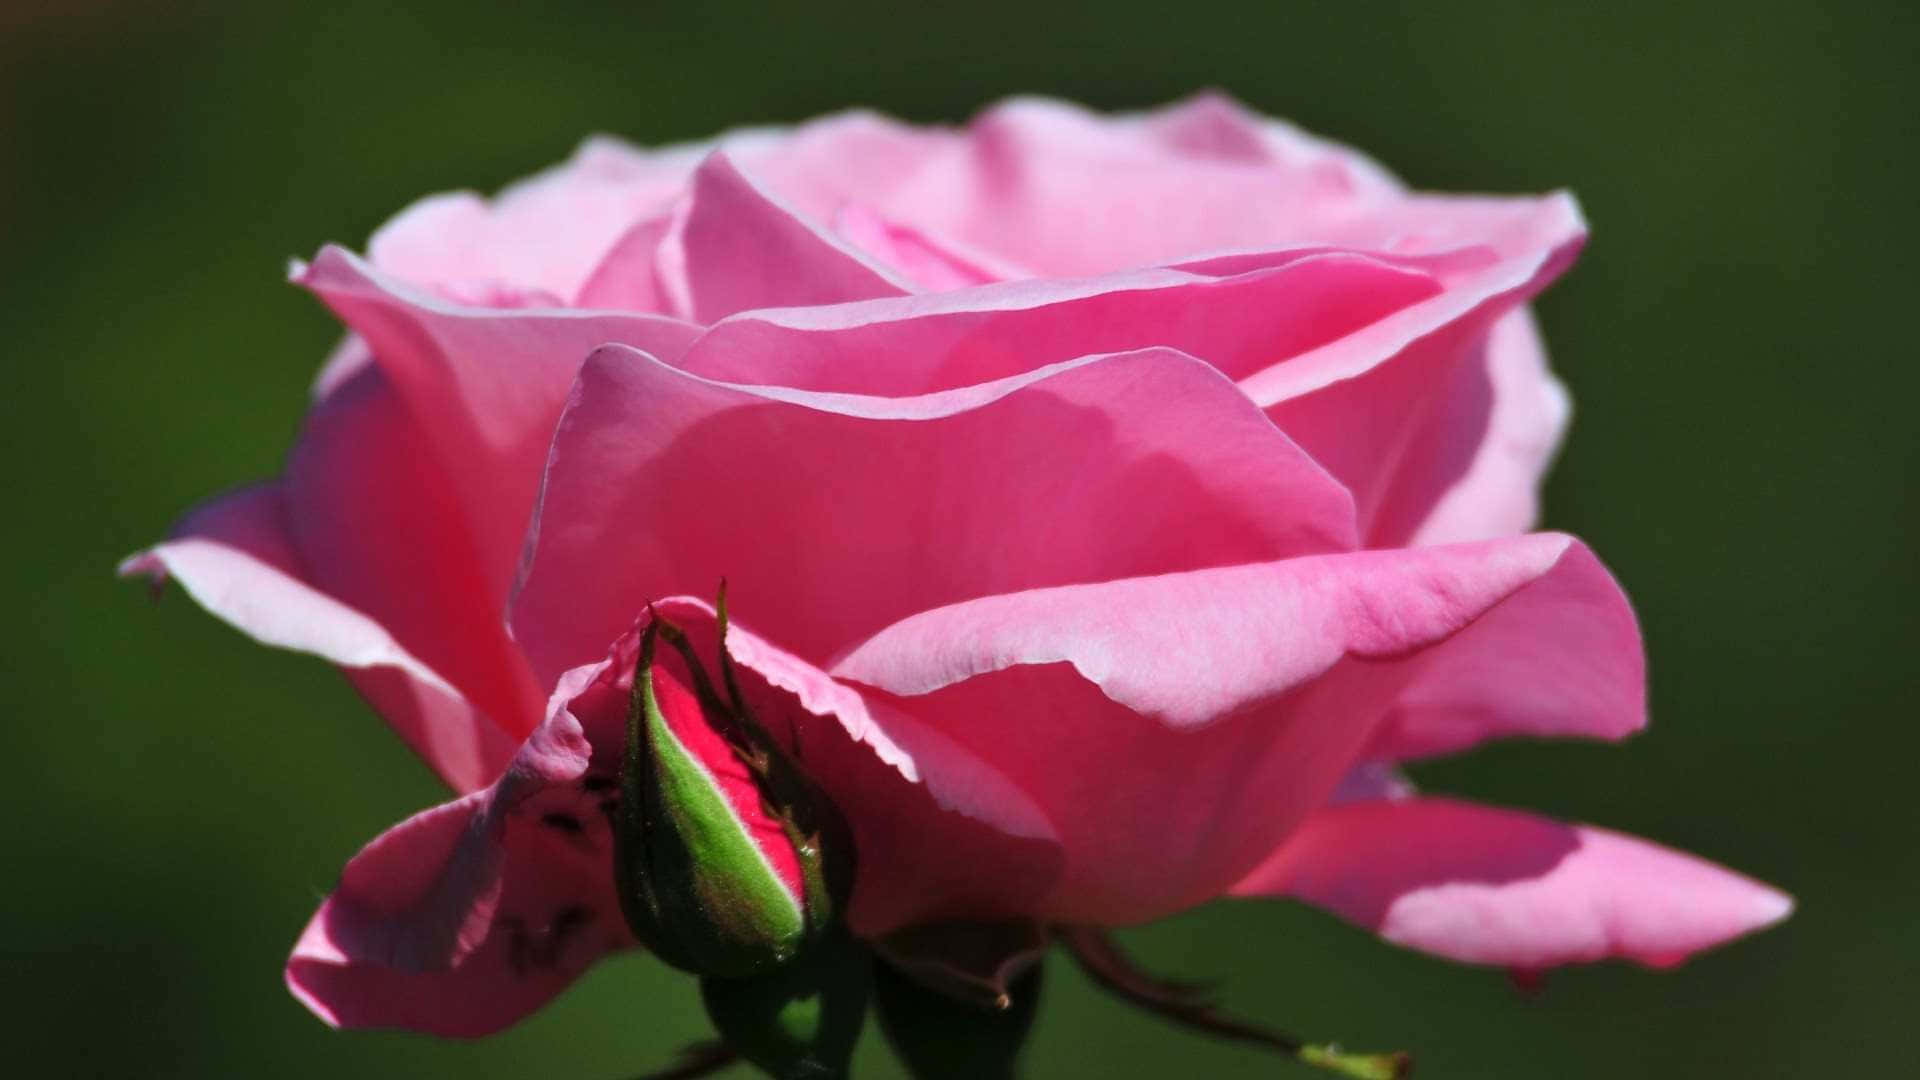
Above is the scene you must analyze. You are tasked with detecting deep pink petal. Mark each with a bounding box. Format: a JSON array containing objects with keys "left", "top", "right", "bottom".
[
  {"left": 829, "top": 533, "right": 1638, "bottom": 922},
  {"left": 1232, "top": 798, "right": 1793, "bottom": 969},
  {"left": 119, "top": 484, "right": 516, "bottom": 792},
  {"left": 294, "top": 247, "right": 702, "bottom": 607},
  {"left": 662, "top": 150, "right": 911, "bottom": 323},
  {"left": 285, "top": 363, "right": 546, "bottom": 743},
  {"left": 510, "top": 343, "right": 1356, "bottom": 689}
]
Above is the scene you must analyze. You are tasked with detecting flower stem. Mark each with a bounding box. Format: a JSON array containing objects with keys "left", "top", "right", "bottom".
[{"left": 1058, "top": 926, "right": 1410, "bottom": 1078}]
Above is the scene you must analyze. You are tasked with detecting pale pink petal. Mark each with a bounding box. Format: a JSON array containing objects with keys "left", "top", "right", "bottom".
[
  {"left": 510, "top": 343, "right": 1355, "bottom": 689},
  {"left": 829, "top": 533, "right": 1638, "bottom": 923},
  {"left": 1140, "top": 92, "right": 1405, "bottom": 197},
  {"left": 310, "top": 332, "right": 374, "bottom": 402},
  {"left": 732, "top": 109, "right": 956, "bottom": 226},
  {"left": 119, "top": 484, "right": 516, "bottom": 792},
  {"left": 294, "top": 247, "right": 701, "bottom": 602},
  {"left": 662, "top": 150, "right": 912, "bottom": 323},
  {"left": 367, "top": 136, "right": 704, "bottom": 302},
  {"left": 868, "top": 96, "right": 1413, "bottom": 277},
  {"left": 1232, "top": 798, "right": 1793, "bottom": 969}
]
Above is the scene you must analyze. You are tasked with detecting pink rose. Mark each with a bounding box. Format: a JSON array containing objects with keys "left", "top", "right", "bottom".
[{"left": 123, "top": 94, "right": 1789, "bottom": 1038}]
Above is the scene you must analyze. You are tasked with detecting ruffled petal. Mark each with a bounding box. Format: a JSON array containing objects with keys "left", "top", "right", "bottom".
[
  {"left": 1232, "top": 797, "right": 1793, "bottom": 969},
  {"left": 830, "top": 533, "right": 1638, "bottom": 922},
  {"left": 286, "top": 782, "right": 629, "bottom": 1036}
]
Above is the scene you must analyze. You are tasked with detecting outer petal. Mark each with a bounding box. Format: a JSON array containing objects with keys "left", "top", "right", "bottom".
[
  {"left": 1231, "top": 798, "right": 1793, "bottom": 969},
  {"left": 286, "top": 785, "right": 629, "bottom": 1036},
  {"left": 830, "top": 533, "right": 1640, "bottom": 923},
  {"left": 294, "top": 248, "right": 702, "bottom": 605},
  {"left": 1408, "top": 308, "right": 1571, "bottom": 546},
  {"left": 119, "top": 483, "right": 516, "bottom": 792},
  {"left": 1244, "top": 194, "right": 1586, "bottom": 546},
  {"left": 656, "top": 150, "right": 912, "bottom": 323},
  {"left": 285, "top": 363, "right": 546, "bottom": 744},
  {"left": 510, "top": 343, "right": 1356, "bottom": 689},
  {"left": 1364, "top": 536, "right": 1642, "bottom": 761},
  {"left": 285, "top": 595, "right": 1063, "bottom": 1035}
]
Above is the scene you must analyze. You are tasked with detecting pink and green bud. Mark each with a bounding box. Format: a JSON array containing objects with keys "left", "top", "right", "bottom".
[{"left": 614, "top": 604, "right": 851, "bottom": 979}]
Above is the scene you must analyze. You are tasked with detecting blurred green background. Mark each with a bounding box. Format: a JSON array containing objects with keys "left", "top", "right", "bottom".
[{"left": 5, "top": 1, "right": 1913, "bottom": 1076}]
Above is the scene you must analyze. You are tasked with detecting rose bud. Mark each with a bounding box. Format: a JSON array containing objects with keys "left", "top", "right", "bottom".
[{"left": 614, "top": 600, "right": 853, "bottom": 980}]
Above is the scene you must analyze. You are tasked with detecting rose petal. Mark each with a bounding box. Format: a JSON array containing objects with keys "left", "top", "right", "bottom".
[
  {"left": 294, "top": 247, "right": 702, "bottom": 601},
  {"left": 626, "top": 600, "right": 1065, "bottom": 937},
  {"left": 366, "top": 135, "right": 704, "bottom": 302},
  {"left": 1245, "top": 193, "right": 1586, "bottom": 545},
  {"left": 119, "top": 483, "right": 516, "bottom": 792},
  {"left": 1407, "top": 308, "right": 1571, "bottom": 545},
  {"left": 286, "top": 783, "right": 629, "bottom": 1036},
  {"left": 673, "top": 251, "right": 1437, "bottom": 394},
  {"left": 285, "top": 363, "right": 546, "bottom": 743},
  {"left": 830, "top": 533, "right": 1639, "bottom": 922},
  {"left": 510, "top": 343, "right": 1356, "bottom": 688},
  {"left": 1232, "top": 797, "right": 1793, "bottom": 969},
  {"left": 661, "top": 150, "right": 912, "bottom": 323}
]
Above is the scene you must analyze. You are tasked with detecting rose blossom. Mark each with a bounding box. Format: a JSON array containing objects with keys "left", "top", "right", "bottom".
[{"left": 123, "top": 94, "right": 1789, "bottom": 1037}]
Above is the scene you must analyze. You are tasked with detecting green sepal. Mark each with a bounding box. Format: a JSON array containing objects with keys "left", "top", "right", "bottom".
[
  {"left": 701, "top": 927, "right": 872, "bottom": 1080},
  {"left": 874, "top": 950, "right": 1044, "bottom": 1080},
  {"left": 615, "top": 617, "right": 807, "bottom": 977},
  {"left": 1297, "top": 1045, "right": 1414, "bottom": 1080}
]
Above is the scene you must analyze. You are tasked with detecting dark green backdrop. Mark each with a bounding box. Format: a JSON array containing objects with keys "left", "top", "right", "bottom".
[{"left": 5, "top": 2, "right": 1912, "bottom": 1076}]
